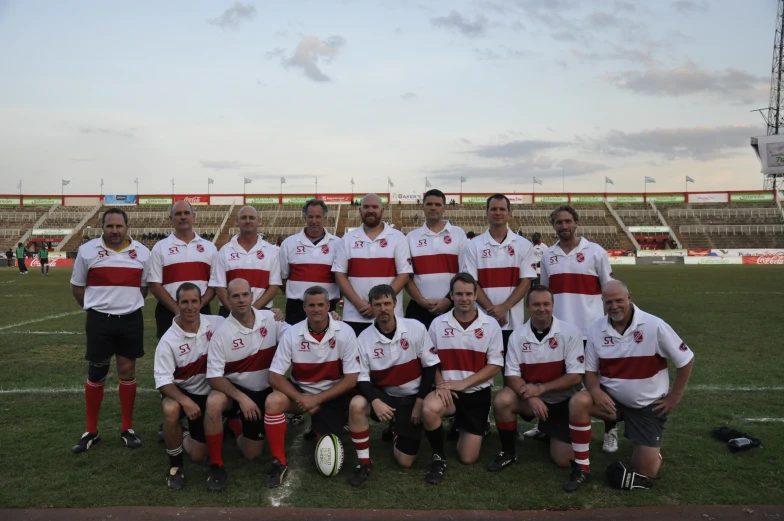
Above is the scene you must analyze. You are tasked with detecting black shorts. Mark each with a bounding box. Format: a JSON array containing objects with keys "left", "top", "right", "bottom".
[
  {"left": 369, "top": 393, "right": 422, "bottom": 456},
  {"left": 502, "top": 330, "right": 513, "bottom": 351},
  {"left": 40, "top": 258, "right": 49, "bottom": 265},
  {"left": 161, "top": 391, "right": 208, "bottom": 443},
  {"left": 85, "top": 308, "right": 145, "bottom": 362},
  {"left": 292, "top": 382, "right": 351, "bottom": 436},
  {"left": 226, "top": 386, "right": 273, "bottom": 441},
  {"left": 285, "top": 298, "right": 338, "bottom": 326},
  {"left": 155, "top": 301, "right": 212, "bottom": 339},
  {"left": 345, "top": 321, "right": 372, "bottom": 338},
  {"left": 612, "top": 397, "right": 667, "bottom": 448},
  {"left": 521, "top": 398, "right": 571, "bottom": 444},
  {"left": 452, "top": 387, "right": 492, "bottom": 436},
  {"left": 404, "top": 299, "right": 450, "bottom": 330}
]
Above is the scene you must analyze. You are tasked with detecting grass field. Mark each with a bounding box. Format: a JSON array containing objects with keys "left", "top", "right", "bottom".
[{"left": 1, "top": 265, "right": 783, "bottom": 510}]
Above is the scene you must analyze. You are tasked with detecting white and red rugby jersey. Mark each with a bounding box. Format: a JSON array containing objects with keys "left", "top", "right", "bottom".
[
  {"left": 505, "top": 317, "right": 585, "bottom": 404},
  {"left": 279, "top": 230, "right": 343, "bottom": 301},
  {"left": 407, "top": 222, "right": 467, "bottom": 300},
  {"left": 209, "top": 234, "right": 282, "bottom": 308},
  {"left": 70, "top": 237, "right": 150, "bottom": 315},
  {"left": 206, "top": 308, "right": 288, "bottom": 392},
  {"left": 270, "top": 317, "right": 360, "bottom": 394},
  {"left": 462, "top": 231, "right": 537, "bottom": 330},
  {"left": 585, "top": 304, "right": 694, "bottom": 409},
  {"left": 428, "top": 309, "right": 504, "bottom": 393},
  {"left": 540, "top": 238, "right": 613, "bottom": 337},
  {"left": 154, "top": 314, "right": 225, "bottom": 395},
  {"left": 332, "top": 223, "right": 413, "bottom": 323},
  {"left": 357, "top": 318, "right": 440, "bottom": 398},
  {"left": 148, "top": 233, "right": 217, "bottom": 301}
]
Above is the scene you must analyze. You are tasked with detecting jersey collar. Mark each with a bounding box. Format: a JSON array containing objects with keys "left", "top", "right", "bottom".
[
  {"left": 353, "top": 222, "right": 392, "bottom": 242},
  {"left": 171, "top": 314, "right": 208, "bottom": 339},
  {"left": 297, "top": 316, "right": 342, "bottom": 343},
  {"left": 520, "top": 317, "right": 563, "bottom": 343},
  {"left": 553, "top": 237, "right": 588, "bottom": 257},
  {"left": 227, "top": 308, "right": 267, "bottom": 334},
  {"left": 370, "top": 317, "right": 409, "bottom": 345},
  {"left": 230, "top": 233, "right": 267, "bottom": 254},
  {"left": 445, "top": 308, "right": 489, "bottom": 331},
  {"left": 168, "top": 232, "right": 202, "bottom": 247},
  {"left": 483, "top": 229, "right": 514, "bottom": 247},
  {"left": 420, "top": 221, "right": 452, "bottom": 236},
  {"left": 602, "top": 304, "right": 645, "bottom": 337},
  {"left": 297, "top": 228, "right": 333, "bottom": 246}
]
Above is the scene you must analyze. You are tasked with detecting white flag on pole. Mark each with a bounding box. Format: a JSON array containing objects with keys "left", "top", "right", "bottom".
[
  {"left": 388, "top": 176, "right": 395, "bottom": 188},
  {"left": 425, "top": 178, "right": 432, "bottom": 188},
  {"left": 605, "top": 177, "right": 614, "bottom": 185},
  {"left": 350, "top": 177, "right": 355, "bottom": 185},
  {"left": 17, "top": 180, "right": 22, "bottom": 189},
  {"left": 280, "top": 177, "right": 286, "bottom": 184},
  {"left": 244, "top": 178, "right": 252, "bottom": 184},
  {"left": 460, "top": 176, "right": 467, "bottom": 182},
  {"left": 208, "top": 178, "right": 214, "bottom": 185},
  {"left": 62, "top": 179, "right": 70, "bottom": 186},
  {"left": 686, "top": 176, "right": 695, "bottom": 183},
  {"left": 533, "top": 177, "right": 543, "bottom": 185},
  {"left": 645, "top": 176, "right": 656, "bottom": 183}
]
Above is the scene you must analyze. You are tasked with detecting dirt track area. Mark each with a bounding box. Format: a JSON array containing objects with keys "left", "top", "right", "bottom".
[{"left": 4, "top": 505, "right": 783, "bottom": 521}]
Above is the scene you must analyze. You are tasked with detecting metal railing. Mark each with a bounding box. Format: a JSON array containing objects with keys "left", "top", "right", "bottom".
[
  {"left": 518, "top": 225, "right": 617, "bottom": 235},
  {"left": 680, "top": 224, "right": 784, "bottom": 234},
  {"left": 668, "top": 208, "right": 781, "bottom": 218}
]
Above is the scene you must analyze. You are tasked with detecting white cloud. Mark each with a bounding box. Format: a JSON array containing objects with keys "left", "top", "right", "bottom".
[
  {"left": 285, "top": 35, "right": 346, "bottom": 82},
  {"left": 207, "top": 1, "right": 257, "bottom": 30}
]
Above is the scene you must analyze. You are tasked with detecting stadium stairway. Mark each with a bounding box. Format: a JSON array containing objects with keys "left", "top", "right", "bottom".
[
  {"left": 601, "top": 204, "right": 635, "bottom": 251},
  {"left": 60, "top": 206, "right": 106, "bottom": 253},
  {"left": 336, "top": 205, "right": 349, "bottom": 237}
]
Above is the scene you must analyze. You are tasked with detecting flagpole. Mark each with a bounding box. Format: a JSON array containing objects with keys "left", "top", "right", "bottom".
[
  {"left": 562, "top": 165, "right": 565, "bottom": 193},
  {"left": 315, "top": 176, "right": 318, "bottom": 197},
  {"left": 208, "top": 180, "right": 210, "bottom": 196}
]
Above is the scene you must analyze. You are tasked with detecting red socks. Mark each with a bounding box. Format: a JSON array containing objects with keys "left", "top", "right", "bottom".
[
  {"left": 118, "top": 378, "right": 136, "bottom": 432},
  {"left": 264, "top": 413, "right": 287, "bottom": 465},
  {"left": 350, "top": 429, "right": 371, "bottom": 465},
  {"left": 84, "top": 380, "right": 104, "bottom": 434},
  {"left": 206, "top": 432, "right": 224, "bottom": 467},
  {"left": 569, "top": 422, "right": 592, "bottom": 473}
]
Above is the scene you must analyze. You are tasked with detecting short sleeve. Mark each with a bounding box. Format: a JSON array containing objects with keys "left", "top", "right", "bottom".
[
  {"left": 332, "top": 237, "right": 349, "bottom": 273},
  {"left": 147, "top": 243, "right": 163, "bottom": 284},
  {"left": 656, "top": 320, "right": 694, "bottom": 369},
  {"left": 153, "top": 340, "right": 176, "bottom": 389},
  {"left": 394, "top": 234, "right": 413, "bottom": 275},
  {"left": 504, "top": 329, "right": 522, "bottom": 377},
  {"left": 70, "top": 246, "right": 89, "bottom": 287},
  {"left": 269, "top": 329, "right": 294, "bottom": 376},
  {"left": 340, "top": 330, "right": 360, "bottom": 374}
]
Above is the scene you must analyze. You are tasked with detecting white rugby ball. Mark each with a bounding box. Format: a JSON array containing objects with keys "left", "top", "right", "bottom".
[{"left": 315, "top": 433, "right": 344, "bottom": 477}]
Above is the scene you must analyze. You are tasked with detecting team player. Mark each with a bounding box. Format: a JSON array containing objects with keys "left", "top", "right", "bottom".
[
  {"left": 153, "top": 282, "right": 225, "bottom": 490},
  {"left": 563, "top": 280, "right": 694, "bottom": 492},
  {"left": 462, "top": 194, "right": 537, "bottom": 349},
  {"left": 210, "top": 206, "right": 281, "bottom": 317},
  {"left": 347, "top": 284, "right": 440, "bottom": 487},
  {"left": 422, "top": 273, "right": 504, "bottom": 484},
  {"left": 38, "top": 243, "right": 50, "bottom": 275},
  {"left": 279, "top": 199, "right": 344, "bottom": 325},
  {"left": 405, "top": 189, "right": 467, "bottom": 329},
  {"left": 202, "top": 278, "right": 289, "bottom": 492},
  {"left": 264, "top": 286, "right": 360, "bottom": 488},
  {"left": 538, "top": 205, "right": 616, "bottom": 451},
  {"left": 149, "top": 201, "right": 217, "bottom": 338},
  {"left": 70, "top": 208, "right": 150, "bottom": 453},
  {"left": 333, "top": 193, "right": 412, "bottom": 337},
  {"left": 487, "top": 285, "right": 584, "bottom": 472}
]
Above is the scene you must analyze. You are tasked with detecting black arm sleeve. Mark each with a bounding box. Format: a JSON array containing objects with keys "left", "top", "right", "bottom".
[
  {"left": 357, "top": 381, "right": 387, "bottom": 404},
  {"left": 417, "top": 365, "right": 437, "bottom": 399}
]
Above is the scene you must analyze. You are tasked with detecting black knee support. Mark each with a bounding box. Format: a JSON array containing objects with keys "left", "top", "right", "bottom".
[{"left": 87, "top": 361, "right": 110, "bottom": 383}]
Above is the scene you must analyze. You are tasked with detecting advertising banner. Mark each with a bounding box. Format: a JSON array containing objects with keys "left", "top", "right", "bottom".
[
  {"left": 29, "top": 257, "right": 74, "bottom": 267},
  {"left": 609, "top": 257, "right": 636, "bottom": 265},
  {"left": 391, "top": 192, "right": 422, "bottom": 204},
  {"left": 636, "top": 256, "right": 685, "bottom": 266},
  {"left": 320, "top": 195, "right": 353, "bottom": 204},
  {"left": 0, "top": 197, "right": 21, "bottom": 206},
  {"left": 607, "top": 195, "right": 644, "bottom": 204},
  {"left": 688, "top": 192, "right": 729, "bottom": 204},
  {"left": 139, "top": 196, "right": 173, "bottom": 206},
  {"left": 628, "top": 226, "right": 671, "bottom": 233},
  {"left": 23, "top": 197, "right": 61, "bottom": 206},
  {"left": 282, "top": 196, "right": 315, "bottom": 204},
  {"left": 637, "top": 249, "right": 687, "bottom": 257},
  {"left": 606, "top": 249, "right": 628, "bottom": 257},
  {"left": 742, "top": 254, "right": 784, "bottom": 265},
  {"left": 32, "top": 229, "right": 72, "bottom": 236},
  {"left": 570, "top": 195, "right": 604, "bottom": 204},
  {"left": 352, "top": 195, "right": 389, "bottom": 204},
  {"left": 174, "top": 195, "right": 210, "bottom": 205},
  {"left": 730, "top": 192, "right": 775, "bottom": 202},
  {"left": 462, "top": 194, "right": 493, "bottom": 204},
  {"left": 534, "top": 195, "right": 568, "bottom": 204},
  {"left": 709, "top": 248, "right": 784, "bottom": 257},
  {"left": 688, "top": 249, "right": 711, "bottom": 256},
  {"left": 444, "top": 194, "right": 461, "bottom": 204},
  {"left": 104, "top": 194, "right": 137, "bottom": 205},
  {"left": 684, "top": 257, "right": 743, "bottom": 265},
  {"left": 647, "top": 194, "right": 685, "bottom": 203},
  {"left": 246, "top": 196, "right": 279, "bottom": 205}
]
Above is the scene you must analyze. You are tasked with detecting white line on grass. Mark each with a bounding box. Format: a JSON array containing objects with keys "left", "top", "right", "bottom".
[
  {"left": 1, "top": 294, "right": 32, "bottom": 297},
  {"left": 269, "top": 425, "right": 303, "bottom": 507},
  {"left": 743, "top": 418, "right": 784, "bottom": 423},
  {"left": 0, "top": 310, "right": 83, "bottom": 332},
  {"left": 0, "top": 280, "right": 16, "bottom": 284},
  {"left": 1, "top": 330, "right": 83, "bottom": 335},
  {"left": 690, "top": 385, "right": 784, "bottom": 392},
  {"left": 0, "top": 387, "right": 159, "bottom": 395}
]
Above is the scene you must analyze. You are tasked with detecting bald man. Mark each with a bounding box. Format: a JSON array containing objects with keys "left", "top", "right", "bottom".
[
  {"left": 149, "top": 200, "right": 217, "bottom": 338},
  {"left": 210, "top": 206, "right": 281, "bottom": 318},
  {"left": 562, "top": 280, "right": 695, "bottom": 492}
]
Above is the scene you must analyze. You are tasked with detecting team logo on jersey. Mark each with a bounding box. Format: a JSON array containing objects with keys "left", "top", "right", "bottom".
[
  {"left": 300, "top": 342, "right": 311, "bottom": 351},
  {"left": 379, "top": 239, "right": 388, "bottom": 248},
  {"left": 549, "top": 256, "right": 558, "bottom": 265},
  {"left": 260, "top": 327, "right": 268, "bottom": 338},
  {"left": 417, "top": 239, "right": 427, "bottom": 247},
  {"left": 196, "top": 244, "right": 205, "bottom": 253},
  {"left": 474, "top": 329, "right": 484, "bottom": 339},
  {"left": 443, "top": 235, "right": 452, "bottom": 244},
  {"left": 679, "top": 342, "right": 689, "bottom": 351},
  {"left": 633, "top": 331, "right": 644, "bottom": 344},
  {"left": 321, "top": 244, "right": 330, "bottom": 255},
  {"left": 230, "top": 253, "right": 240, "bottom": 261},
  {"left": 178, "top": 343, "right": 191, "bottom": 356},
  {"left": 400, "top": 337, "right": 410, "bottom": 350},
  {"left": 206, "top": 330, "right": 213, "bottom": 342},
  {"left": 429, "top": 346, "right": 438, "bottom": 355},
  {"left": 356, "top": 355, "right": 360, "bottom": 363},
  {"left": 507, "top": 245, "right": 515, "bottom": 256},
  {"left": 604, "top": 336, "right": 615, "bottom": 345},
  {"left": 232, "top": 339, "right": 245, "bottom": 350},
  {"left": 128, "top": 249, "right": 137, "bottom": 259},
  {"left": 168, "top": 247, "right": 180, "bottom": 255},
  {"left": 296, "top": 245, "right": 306, "bottom": 254},
  {"left": 353, "top": 241, "right": 364, "bottom": 249},
  {"left": 257, "top": 250, "right": 265, "bottom": 260},
  {"left": 407, "top": 258, "right": 412, "bottom": 265},
  {"left": 576, "top": 253, "right": 585, "bottom": 263},
  {"left": 549, "top": 337, "right": 559, "bottom": 349},
  {"left": 329, "top": 337, "right": 336, "bottom": 349},
  {"left": 373, "top": 347, "right": 385, "bottom": 359},
  {"left": 442, "top": 328, "right": 456, "bottom": 338},
  {"left": 522, "top": 342, "right": 532, "bottom": 352},
  {"left": 577, "top": 355, "right": 585, "bottom": 364}
]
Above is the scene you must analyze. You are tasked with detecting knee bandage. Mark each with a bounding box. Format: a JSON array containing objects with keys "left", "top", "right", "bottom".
[{"left": 87, "top": 361, "right": 110, "bottom": 383}]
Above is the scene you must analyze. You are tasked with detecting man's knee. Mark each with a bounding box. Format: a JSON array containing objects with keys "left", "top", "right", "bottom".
[
  {"left": 161, "top": 398, "right": 181, "bottom": 422},
  {"left": 423, "top": 394, "right": 445, "bottom": 417},
  {"left": 86, "top": 361, "right": 110, "bottom": 383},
  {"left": 240, "top": 440, "right": 264, "bottom": 461},
  {"left": 115, "top": 357, "right": 136, "bottom": 380},
  {"left": 349, "top": 395, "right": 369, "bottom": 416},
  {"left": 569, "top": 390, "right": 593, "bottom": 413},
  {"left": 493, "top": 387, "right": 518, "bottom": 414},
  {"left": 265, "top": 391, "right": 290, "bottom": 413},
  {"left": 206, "top": 391, "right": 229, "bottom": 417}
]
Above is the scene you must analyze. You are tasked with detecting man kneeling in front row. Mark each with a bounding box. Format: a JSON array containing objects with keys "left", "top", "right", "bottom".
[
  {"left": 487, "top": 284, "right": 584, "bottom": 472},
  {"left": 154, "top": 282, "right": 225, "bottom": 489},
  {"left": 346, "top": 284, "right": 440, "bottom": 487}
]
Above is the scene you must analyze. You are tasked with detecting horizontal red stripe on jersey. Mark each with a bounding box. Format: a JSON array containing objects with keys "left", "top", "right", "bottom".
[
  {"left": 548, "top": 273, "right": 601, "bottom": 296},
  {"left": 411, "top": 253, "right": 459, "bottom": 276},
  {"left": 173, "top": 354, "right": 207, "bottom": 381},
  {"left": 289, "top": 263, "right": 335, "bottom": 284},
  {"left": 224, "top": 347, "right": 277, "bottom": 375},
  {"left": 87, "top": 266, "right": 143, "bottom": 288},
  {"left": 226, "top": 268, "right": 271, "bottom": 289},
  {"left": 478, "top": 267, "right": 520, "bottom": 289},
  {"left": 437, "top": 348, "right": 487, "bottom": 373},
  {"left": 370, "top": 358, "right": 422, "bottom": 387},
  {"left": 293, "top": 360, "right": 343, "bottom": 383},
  {"left": 520, "top": 360, "right": 565, "bottom": 384},
  {"left": 348, "top": 258, "right": 396, "bottom": 278},
  {"left": 599, "top": 355, "right": 668, "bottom": 380},
  {"left": 162, "top": 261, "right": 211, "bottom": 285}
]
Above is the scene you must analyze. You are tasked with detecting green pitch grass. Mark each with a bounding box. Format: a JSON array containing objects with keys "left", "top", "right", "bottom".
[{"left": 0, "top": 265, "right": 782, "bottom": 509}]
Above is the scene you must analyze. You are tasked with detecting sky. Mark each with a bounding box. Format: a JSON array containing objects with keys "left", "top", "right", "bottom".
[{"left": 0, "top": 0, "right": 779, "bottom": 196}]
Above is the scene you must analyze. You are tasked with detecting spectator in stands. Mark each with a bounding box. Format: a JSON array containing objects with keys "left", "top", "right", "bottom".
[
  {"left": 531, "top": 232, "right": 546, "bottom": 285},
  {"left": 148, "top": 201, "right": 217, "bottom": 339},
  {"left": 279, "top": 199, "right": 343, "bottom": 326},
  {"left": 16, "top": 242, "right": 29, "bottom": 275},
  {"left": 38, "top": 242, "right": 50, "bottom": 276},
  {"left": 6, "top": 247, "right": 14, "bottom": 268}
]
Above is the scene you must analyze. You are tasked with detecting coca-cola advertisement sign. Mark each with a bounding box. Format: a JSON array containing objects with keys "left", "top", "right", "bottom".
[
  {"left": 742, "top": 253, "right": 784, "bottom": 265},
  {"left": 29, "top": 258, "right": 75, "bottom": 267},
  {"left": 174, "top": 195, "right": 210, "bottom": 205}
]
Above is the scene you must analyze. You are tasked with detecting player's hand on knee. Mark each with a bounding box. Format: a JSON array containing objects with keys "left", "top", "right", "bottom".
[
  {"left": 529, "top": 397, "right": 548, "bottom": 420},
  {"left": 182, "top": 398, "right": 202, "bottom": 420},
  {"left": 590, "top": 389, "right": 616, "bottom": 416},
  {"left": 238, "top": 395, "right": 261, "bottom": 422},
  {"left": 371, "top": 399, "right": 396, "bottom": 422},
  {"left": 411, "top": 398, "right": 424, "bottom": 425},
  {"left": 435, "top": 388, "right": 455, "bottom": 408}
]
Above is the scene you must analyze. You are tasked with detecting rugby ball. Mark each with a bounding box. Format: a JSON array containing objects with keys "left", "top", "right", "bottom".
[{"left": 315, "top": 433, "right": 344, "bottom": 477}]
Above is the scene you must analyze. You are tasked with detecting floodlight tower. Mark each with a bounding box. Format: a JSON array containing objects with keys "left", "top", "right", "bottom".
[{"left": 761, "top": 0, "right": 784, "bottom": 190}]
